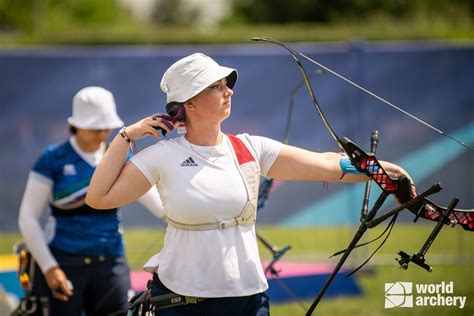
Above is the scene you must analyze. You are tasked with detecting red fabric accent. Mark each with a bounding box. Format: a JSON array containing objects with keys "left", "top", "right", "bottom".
[
  {"left": 227, "top": 134, "right": 255, "bottom": 165},
  {"left": 466, "top": 212, "right": 474, "bottom": 230}
]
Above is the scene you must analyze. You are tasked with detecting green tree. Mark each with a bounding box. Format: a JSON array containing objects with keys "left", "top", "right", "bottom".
[
  {"left": 0, "top": 0, "right": 132, "bottom": 34},
  {"left": 227, "top": 0, "right": 472, "bottom": 24}
]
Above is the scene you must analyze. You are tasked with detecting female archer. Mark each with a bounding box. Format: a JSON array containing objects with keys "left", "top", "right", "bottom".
[{"left": 86, "top": 53, "right": 415, "bottom": 315}]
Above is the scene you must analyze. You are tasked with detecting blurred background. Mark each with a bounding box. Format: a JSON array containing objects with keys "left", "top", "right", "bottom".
[
  {"left": 0, "top": 0, "right": 473, "bottom": 44},
  {"left": 0, "top": 0, "right": 473, "bottom": 315}
]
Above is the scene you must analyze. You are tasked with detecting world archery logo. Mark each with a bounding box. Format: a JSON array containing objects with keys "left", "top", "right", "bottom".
[
  {"left": 385, "top": 282, "right": 413, "bottom": 308},
  {"left": 385, "top": 281, "right": 466, "bottom": 309}
]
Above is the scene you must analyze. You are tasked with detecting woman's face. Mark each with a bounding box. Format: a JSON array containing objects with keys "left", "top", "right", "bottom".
[
  {"left": 186, "top": 78, "right": 233, "bottom": 123},
  {"left": 76, "top": 128, "right": 113, "bottom": 146}
]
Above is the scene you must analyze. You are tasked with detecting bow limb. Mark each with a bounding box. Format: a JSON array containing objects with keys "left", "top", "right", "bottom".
[
  {"left": 294, "top": 45, "right": 473, "bottom": 151},
  {"left": 252, "top": 37, "right": 347, "bottom": 153},
  {"left": 252, "top": 38, "right": 403, "bottom": 206}
]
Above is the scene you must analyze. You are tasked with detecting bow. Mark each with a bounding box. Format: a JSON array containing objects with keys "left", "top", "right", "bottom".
[{"left": 252, "top": 37, "right": 474, "bottom": 315}]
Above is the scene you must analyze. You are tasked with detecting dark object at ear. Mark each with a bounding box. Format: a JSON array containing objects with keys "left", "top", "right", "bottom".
[
  {"left": 69, "top": 125, "right": 77, "bottom": 134},
  {"left": 153, "top": 104, "right": 186, "bottom": 137},
  {"left": 166, "top": 102, "right": 186, "bottom": 121}
]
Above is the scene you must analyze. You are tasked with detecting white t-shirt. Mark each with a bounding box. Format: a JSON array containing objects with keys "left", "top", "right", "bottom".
[{"left": 130, "top": 133, "right": 282, "bottom": 297}]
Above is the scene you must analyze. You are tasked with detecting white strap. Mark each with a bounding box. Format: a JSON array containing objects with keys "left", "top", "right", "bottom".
[
  {"left": 166, "top": 201, "right": 255, "bottom": 231},
  {"left": 166, "top": 135, "right": 260, "bottom": 231}
]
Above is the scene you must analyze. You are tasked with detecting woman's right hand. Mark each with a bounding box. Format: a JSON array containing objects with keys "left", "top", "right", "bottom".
[
  {"left": 124, "top": 115, "right": 175, "bottom": 142},
  {"left": 44, "top": 266, "right": 73, "bottom": 301}
]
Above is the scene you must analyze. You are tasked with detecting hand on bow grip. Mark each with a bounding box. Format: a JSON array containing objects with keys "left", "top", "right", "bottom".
[{"left": 394, "top": 175, "right": 416, "bottom": 204}]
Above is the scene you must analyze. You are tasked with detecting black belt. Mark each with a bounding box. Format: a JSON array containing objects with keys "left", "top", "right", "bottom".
[
  {"left": 145, "top": 273, "right": 206, "bottom": 309},
  {"left": 129, "top": 287, "right": 205, "bottom": 313},
  {"left": 149, "top": 292, "right": 205, "bottom": 309}
]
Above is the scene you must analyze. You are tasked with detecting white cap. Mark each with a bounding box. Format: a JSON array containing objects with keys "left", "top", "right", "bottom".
[
  {"left": 160, "top": 53, "right": 237, "bottom": 105},
  {"left": 67, "top": 86, "right": 124, "bottom": 130}
]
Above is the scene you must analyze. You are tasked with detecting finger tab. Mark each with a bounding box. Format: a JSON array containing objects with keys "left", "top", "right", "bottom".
[{"left": 161, "top": 119, "right": 174, "bottom": 130}]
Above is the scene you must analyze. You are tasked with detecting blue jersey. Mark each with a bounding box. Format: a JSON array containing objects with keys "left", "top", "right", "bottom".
[{"left": 32, "top": 139, "right": 124, "bottom": 257}]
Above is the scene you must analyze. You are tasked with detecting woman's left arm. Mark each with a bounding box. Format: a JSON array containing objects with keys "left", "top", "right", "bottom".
[{"left": 267, "top": 144, "right": 415, "bottom": 189}]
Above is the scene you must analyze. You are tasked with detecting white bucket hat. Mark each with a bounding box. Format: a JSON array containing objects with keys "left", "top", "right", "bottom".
[
  {"left": 67, "top": 86, "right": 124, "bottom": 130},
  {"left": 160, "top": 53, "right": 237, "bottom": 106}
]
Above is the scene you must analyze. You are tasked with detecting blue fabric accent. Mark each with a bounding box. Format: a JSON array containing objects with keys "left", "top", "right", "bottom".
[
  {"left": 339, "top": 156, "right": 364, "bottom": 175},
  {"left": 32, "top": 139, "right": 124, "bottom": 256},
  {"left": 50, "top": 212, "right": 124, "bottom": 256}
]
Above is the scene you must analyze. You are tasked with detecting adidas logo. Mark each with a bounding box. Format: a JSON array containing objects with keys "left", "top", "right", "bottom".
[{"left": 180, "top": 157, "right": 198, "bottom": 167}]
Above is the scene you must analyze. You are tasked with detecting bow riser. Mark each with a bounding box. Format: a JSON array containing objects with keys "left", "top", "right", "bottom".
[
  {"left": 341, "top": 137, "right": 474, "bottom": 231},
  {"left": 341, "top": 137, "right": 400, "bottom": 192}
]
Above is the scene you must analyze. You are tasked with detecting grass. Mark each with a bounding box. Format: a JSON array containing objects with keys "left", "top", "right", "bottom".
[{"left": 1, "top": 224, "right": 473, "bottom": 315}]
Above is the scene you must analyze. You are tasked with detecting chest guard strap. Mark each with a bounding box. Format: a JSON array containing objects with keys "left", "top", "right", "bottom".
[{"left": 166, "top": 134, "right": 260, "bottom": 231}]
